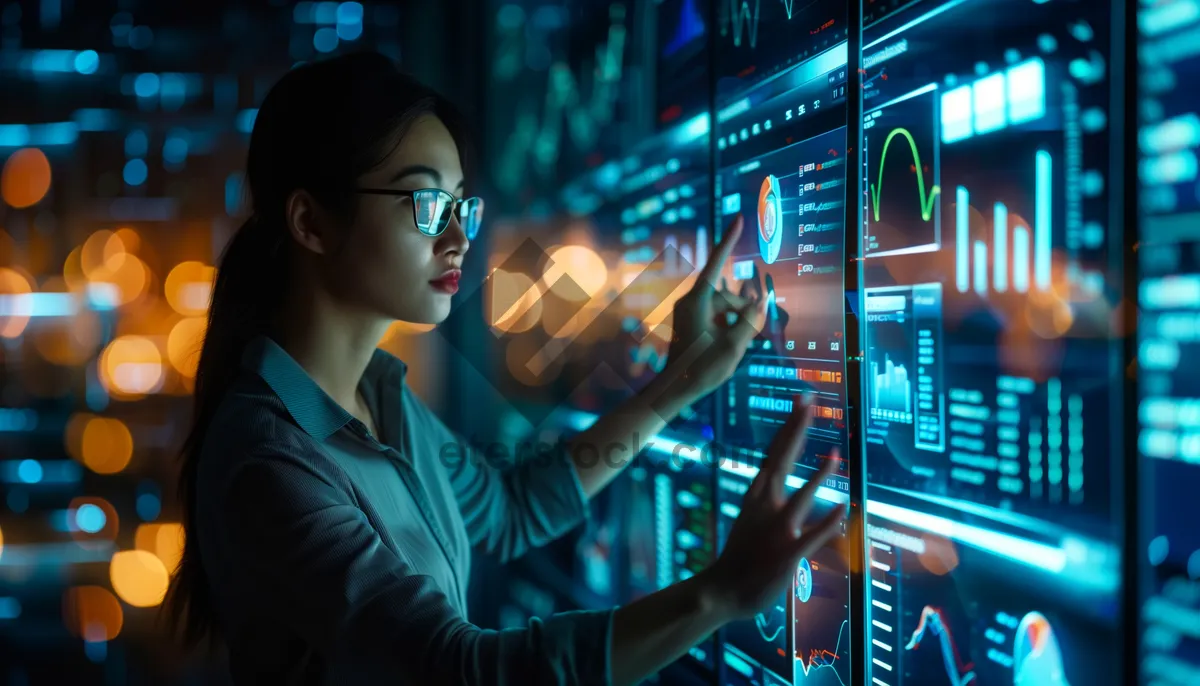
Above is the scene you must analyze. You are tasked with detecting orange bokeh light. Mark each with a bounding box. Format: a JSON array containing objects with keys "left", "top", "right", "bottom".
[
  {"left": 80, "top": 417, "right": 134, "bottom": 474},
  {"left": 135, "top": 523, "right": 184, "bottom": 576},
  {"left": 0, "top": 267, "right": 33, "bottom": 338},
  {"left": 544, "top": 245, "right": 608, "bottom": 301},
  {"left": 62, "top": 586, "right": 123, "bottom": 641},
  {"left": 99, "top": 335, "right": 164, "bottom": 397},
  {"left": 91, "top": 253, "right": 149, "bottom": 307},
  {"left": 164, "top": 261, "right": 214, "bottom": 316},
  {"left": 489, "top": 269, "right": 542, "bottom": 333},
  {"left": 110, "top": 550, "right": 170, "bottom": 608},
  {"left": 1, "top": 148, "right": 52, "bottom": 208},
  {"left": 167, "top": 317, "right": 206, "bottom": 377}
]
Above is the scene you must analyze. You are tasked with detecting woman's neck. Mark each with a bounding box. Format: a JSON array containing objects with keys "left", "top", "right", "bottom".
[{"left": 272, "top": 285, "right": 393, "bottom": 414}]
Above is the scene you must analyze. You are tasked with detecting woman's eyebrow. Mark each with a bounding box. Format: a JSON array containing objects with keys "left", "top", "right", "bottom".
[{"left": 390, "top": 164, "right": 442, "bottom": 185}]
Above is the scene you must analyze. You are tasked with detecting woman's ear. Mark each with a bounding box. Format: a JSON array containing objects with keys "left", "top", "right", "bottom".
[{"left": 284, "top": 189, "right": 333, "bottom": 255}]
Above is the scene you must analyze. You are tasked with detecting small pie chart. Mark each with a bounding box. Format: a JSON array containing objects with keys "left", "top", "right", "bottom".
[
  {"left": 758, "top": 175, "right": 783, "bottom": 265},
  {"left": 795, "top": 557, "right": 813, "bottom": 603}
]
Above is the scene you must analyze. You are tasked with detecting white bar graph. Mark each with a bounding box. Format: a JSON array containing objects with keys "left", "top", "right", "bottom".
[
  {"left": 955, "top": 151, "right": 1052, "bottom": 294},
  {"left": 994, "top": 202, "right": 1008, "bottom": 292},
  {"left": 956, "top": 186, "right": 970, "bottom": 292},
  {"left": 1035, "top": 149, "right": 1052, "bottom": 290},
  {"left": 973, "top": 241, "right": 988, "bottom": 296},
  {"left": 1013, "top": 226, "right": 1030, "bottom": 292}
]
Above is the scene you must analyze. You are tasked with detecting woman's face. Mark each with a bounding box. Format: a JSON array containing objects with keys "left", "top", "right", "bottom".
[{"left": 324, "top": 114, "right": 469, "bottom": 325}]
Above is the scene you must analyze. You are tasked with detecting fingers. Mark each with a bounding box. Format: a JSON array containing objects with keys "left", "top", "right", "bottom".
[
  {"left": 749, "top": 394, "right": 814, "bottom": 500},
  {"left": 712, "top": 288, "right": 752, "bottom": 316},
  {"left": 698, "top": 215, "right": 743, "bottom": 290},
  {"left": 728, "top": 297, "right": 767, "bottom": 346},
  {"left": 793, "top": 506, "right": 846, "bottom": 556},
  {"left": 783, "top": 451, "right": 840, "bottom": 531}
]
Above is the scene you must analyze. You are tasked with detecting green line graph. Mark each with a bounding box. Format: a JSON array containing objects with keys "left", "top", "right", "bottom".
[{"left": 869, "top": 127, "right": 941, "bottom": 222}]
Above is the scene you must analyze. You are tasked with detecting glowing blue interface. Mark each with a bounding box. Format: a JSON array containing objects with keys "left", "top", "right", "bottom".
[
  {"left": 544, "top": 0, "right": 1143, "bottom": 683},
  {"left": 1138, "top": 1, "right": 1200, "bottom": 683},
  {"left": 715, "top": 0, "right": 848, "bottom": 99},
  {"left": 860, "top": 1, "right": 1124, "bottom": 685}
]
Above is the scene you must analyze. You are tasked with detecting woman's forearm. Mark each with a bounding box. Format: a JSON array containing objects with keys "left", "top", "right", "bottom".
[
  {"left": 567, "top": 366, "right": 698, "bottom": 497},
  {"left": 610, "top": 570, "right": 736, "bottom": 686}
]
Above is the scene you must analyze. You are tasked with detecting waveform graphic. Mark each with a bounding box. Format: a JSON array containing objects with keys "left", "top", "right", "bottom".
[
  {"left": 870, "top": 127, "right": 941, "bottom": 222},
  {"left": 905, "top": 606, "right": 977, "bottom": 686},
  {"left": 496, "top": 5, "right": 628, "bottom": 192},
  {"left": 664, "top": 0, "right": 706, "bottom": 56},
  {"left": 796, "top": 619, "right": 848, "bottom": 685},
  {"left": 755, "top": 608, "right": 786, "bottom": 642},
  {"left": 721, "top": 0, "right": 814, "bottom": 48}
]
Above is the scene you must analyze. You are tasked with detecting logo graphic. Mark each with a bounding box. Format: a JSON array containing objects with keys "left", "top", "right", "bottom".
[
  {"left": 439, "top": 236, "right": 744, "bottom": 428},
  {"left": 757, "top": 174, "right": 783, "bottom": 264}
]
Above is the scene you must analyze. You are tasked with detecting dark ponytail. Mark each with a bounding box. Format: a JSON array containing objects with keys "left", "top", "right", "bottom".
[{"left": 162, "top": 51, "right": 473, "bottom": 649}]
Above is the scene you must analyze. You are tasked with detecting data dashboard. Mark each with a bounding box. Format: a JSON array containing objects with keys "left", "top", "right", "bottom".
[
  {"left": 523, "top": 0, "right": 1168, "bottom": 683},
  {"left": 1137, "top": 0, "right": 1200, "bottom": 683}
]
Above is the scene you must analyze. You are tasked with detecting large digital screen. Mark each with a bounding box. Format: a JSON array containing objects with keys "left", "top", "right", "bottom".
[
  {"left": 713, "top": 30, "right": 852, "bottom": 684},
  {"left": 858, "top": 1, "right": 1125, "bottom": 684},
  {"left": 1137, "top": 0, "right": 1200, "bottom": 682}
]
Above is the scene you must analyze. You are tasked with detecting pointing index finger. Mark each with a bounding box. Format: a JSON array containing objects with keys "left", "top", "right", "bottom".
[{"left": 698, "top": 214, "right": 743, "bottom": 290}]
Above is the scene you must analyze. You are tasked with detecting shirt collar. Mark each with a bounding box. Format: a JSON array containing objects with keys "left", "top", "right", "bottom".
[{"left": 241, "top": 335, "right": 408, "bottom": 441}]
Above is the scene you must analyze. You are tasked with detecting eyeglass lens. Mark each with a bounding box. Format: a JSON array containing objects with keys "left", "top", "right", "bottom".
[{"left": 412, "top": 189, "right": 484, "bottom": 238}]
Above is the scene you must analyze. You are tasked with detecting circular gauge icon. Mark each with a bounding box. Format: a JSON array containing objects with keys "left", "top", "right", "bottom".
[
  {"left": 795, "top": 557, "right": 813, "bottom": 603},
  {"left": 758, "top": 175, "right": 783, "bottom": 264}
]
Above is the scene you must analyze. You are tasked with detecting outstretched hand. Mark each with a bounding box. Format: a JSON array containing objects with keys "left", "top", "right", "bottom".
[
  {"left": 662, "top": 214, "right": 767, "bottom": 401},
  {"left": 703, "top": 397, "right": 847, "bottom": 619}
]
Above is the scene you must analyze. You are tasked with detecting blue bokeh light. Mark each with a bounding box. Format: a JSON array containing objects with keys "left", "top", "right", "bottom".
[
  {"left": 17, "top": 460, "right": 43, "bottom": 484},
  {"left": 75, "top": 503, "right": 106, "bottom": 533},
  {"left": 123, "top": 158, "right": 148, "bottom": 186},
  {"left": 313, "top": 27, "right": 339, "bottom": 53},
  {"left": 136, "top": 493, "right": 161, "bottom": 521},
  {"left": 73, "top": 50, "right": 99, "bottom": 74},
  {"left": 133, "top": 72, "right": 160, "bottom": 98}
]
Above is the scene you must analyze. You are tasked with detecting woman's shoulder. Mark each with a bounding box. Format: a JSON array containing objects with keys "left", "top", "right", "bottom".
[{"left": 198, "top": 374, "right": 332, "bottom": 484}]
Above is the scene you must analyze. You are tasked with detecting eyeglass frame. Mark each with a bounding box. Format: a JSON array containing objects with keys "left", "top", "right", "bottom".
[{"left": 350, "top": 187, "right": 484, "bottom": 238}]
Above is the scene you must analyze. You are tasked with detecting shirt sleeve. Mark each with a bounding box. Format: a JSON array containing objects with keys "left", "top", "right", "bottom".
[
  {"left": 222, "top": 446, "right": 613, "bottom": 686},
  {"left": 407, "top": 390, "right": 590, "bottom": 563}
]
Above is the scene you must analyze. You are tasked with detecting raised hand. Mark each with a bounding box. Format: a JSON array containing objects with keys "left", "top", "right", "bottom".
[
  {"left": 702, "top": 397, "right": 847, "bottom": 619},
  {"left": 662, "top": 214, "right": 767, "bottom": 402}
]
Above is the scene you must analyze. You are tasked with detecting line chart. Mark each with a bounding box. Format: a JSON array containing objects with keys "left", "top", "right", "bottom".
[
  {"left": 869, "top": 127, "right": 941, "bottom": 222},
  {"left": 755, "top": 607, "right": 787, "bottom": 642},
  {"left": 722, "top": 0, "right": 824, "bottom": 48},
  {"left": 797, "top": 619, "right": 848, "bottom": 684},
  {"left": 905, "top": 606, "right": 977, "bottom": 686}
]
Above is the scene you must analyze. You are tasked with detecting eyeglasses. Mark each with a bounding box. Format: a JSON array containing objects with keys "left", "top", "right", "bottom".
[{"left": 353, "top": 188, "right": 485, "bottom": 239}]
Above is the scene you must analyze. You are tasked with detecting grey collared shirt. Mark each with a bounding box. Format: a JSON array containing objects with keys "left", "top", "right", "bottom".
[{"left": 195, "top": 336, "right": 614, "bottom": 685}]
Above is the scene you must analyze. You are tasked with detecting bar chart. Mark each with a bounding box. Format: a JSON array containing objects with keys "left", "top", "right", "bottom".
[
  {"left": 955, "top": 149, "right": 1054, "bottom": 295},
  {"left": 871, "top": 355, "right": 913, "bottom": 424}
]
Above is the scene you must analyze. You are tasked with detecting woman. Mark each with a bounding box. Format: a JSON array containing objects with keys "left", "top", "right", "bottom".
[{"left": 164, "top": 51, "right": 845, "bottom": 685}]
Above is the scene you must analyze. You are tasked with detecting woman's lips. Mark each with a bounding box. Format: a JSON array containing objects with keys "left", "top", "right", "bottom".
[{"left": 429, "top": 270, "right": 461, "bottom": 294}]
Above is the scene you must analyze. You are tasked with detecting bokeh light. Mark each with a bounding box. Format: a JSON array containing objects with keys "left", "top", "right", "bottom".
[
  {"left": 109, "top": 550, "right": 169, "bottom": 607},
  {"left": 62, "top": 586, "right": 123, "bottom": 641},
  {"left": 1, "top": 148, "right": 52, "bottom": 208},
  {"left": 80, "top": 417, "right": 134, "bottom": 474},
  {"left": 99, "top": 335, "right": 165, "bottom": 397},
  {"left": 543, "top": 245, "right": 608, "bottom": 301},
  {"left": 134, "top": 523, "right": 184, "bottom": 575},
  {"left": 167, "top": 317, "right": 206, "bottom": 377},
  {"left": 68, "top": 496, "right": 118, "bottom": 543},
  {"left": 0, "top": 267, "right": 33, "bottom": 338},
  {"left": 489, "top": 269, "right": 542, "bottom": 333},
  {"left": 164, "top": 261, "right": 214, "bottom": 316}
]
